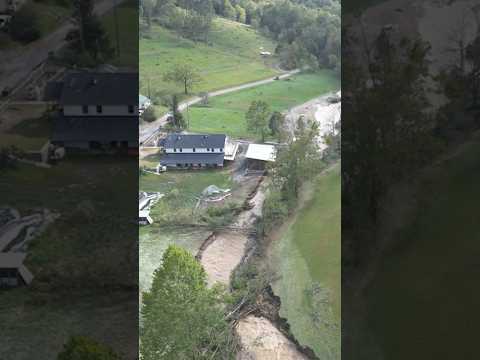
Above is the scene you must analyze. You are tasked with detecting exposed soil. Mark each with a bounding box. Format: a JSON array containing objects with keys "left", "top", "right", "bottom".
[
  {"left": 199, "top": 177, "right": 266, "bottom": 286},
  {"left": 235, "top": 316, "right": 309, "bottom": 360},
  {"left": 200, "top": 232, "right": 250, "bottom": 286}
]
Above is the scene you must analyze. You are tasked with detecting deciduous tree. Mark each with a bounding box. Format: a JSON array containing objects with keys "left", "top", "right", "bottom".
[
  {"left": 246, "top": 100, "right": 270, "bottom": 142},
  {"left": 140, "top": 245, "right": 234, "bottom": 359},
  {"left": 163, "top": 63, "right": 202, "bottom": 95}
]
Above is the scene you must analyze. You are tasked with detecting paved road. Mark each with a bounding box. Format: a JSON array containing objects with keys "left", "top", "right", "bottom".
[
  {"left": 139, "top": 69, "right": 301, "bottom": 144},
  {"left": 0, "top": 0, "right": 125, "bottom": 94}
]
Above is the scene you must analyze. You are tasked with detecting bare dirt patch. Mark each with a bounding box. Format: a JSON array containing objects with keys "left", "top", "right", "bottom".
[
  {"left": 235, "top": 315, "right": 308, "bottom": 360},
  {"left": 200, "top": 231, "right": 249, "bottom": 286}
]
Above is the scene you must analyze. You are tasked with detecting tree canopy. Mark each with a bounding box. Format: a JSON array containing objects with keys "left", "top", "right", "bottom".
[{"left": 140, "top": 245, "right": 234, "bottom": 359}]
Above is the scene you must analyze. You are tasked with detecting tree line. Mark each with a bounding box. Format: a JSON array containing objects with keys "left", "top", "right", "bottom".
[
  {"left": 140, "top": 0, "right": 340, "bottom": 72},
  {"left": 342, "top": 21, "right": 480, "bottom": 269}
]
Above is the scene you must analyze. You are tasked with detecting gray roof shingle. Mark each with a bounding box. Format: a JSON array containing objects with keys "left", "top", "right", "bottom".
[
  {"left": 163, "top": 134, "right": 226, "bottom": 149},
  {"left": 59, "top": 72, "right": 138, "bottom": 106}
]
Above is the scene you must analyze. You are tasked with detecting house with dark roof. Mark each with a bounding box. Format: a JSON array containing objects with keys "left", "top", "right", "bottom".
[
  {"left": 46, "top": 72, "right": 138, "bottom": 151},
  {"left": 160, "top": 133, "right": 226, "bottom": 168}
]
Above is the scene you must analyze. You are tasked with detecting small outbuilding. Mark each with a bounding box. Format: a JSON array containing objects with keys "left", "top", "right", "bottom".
[
  {"left": 245, "top": 144, "right": 277, "bottom": 171},
  {"left": 139, "top": 210, "right": 153, "bottom": 225},
  {"left": 0, "top": 253, "right": 33, "bottom": 288}
]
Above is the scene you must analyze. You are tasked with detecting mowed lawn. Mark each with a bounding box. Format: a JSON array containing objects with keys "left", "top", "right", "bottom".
[
  {"left": 102, "top": 0, "right": 138, "bottom": 67},
  {"left": 367, "top": 136, "right": 480, "bottom": 360},
  {"left": 187, "top": 71, "right": 340, "bottom": 140},
  {"left": 271, "top": 164, "right": 341, "bottom": 359},
  {"left": 139, "top": 17, "right": 279, "bottom": 96}
]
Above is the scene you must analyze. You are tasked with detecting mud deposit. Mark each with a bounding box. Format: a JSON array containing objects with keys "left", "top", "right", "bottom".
[{"left": 236, "top": 316, "right": 308, "bottom": 360}]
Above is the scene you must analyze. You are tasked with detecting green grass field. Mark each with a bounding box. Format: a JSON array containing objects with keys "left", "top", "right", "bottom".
[
  {"left": 103, "top": 0, "right": 138, "bottom": 67},
  {"left": 139, "top": 17, "right": 279, "bottom": 97},
  {"left": 271, "top": 164, "right": 341, "bottom": 359},
  {"left": 139, "top": 228, "right": 210, "bottom": 293},
  {"left": 0, "top": 157, "right": 138, "bottom": 360},
  {"left": 0, "top": 112, "right": 52, "bottom": 150},
  {"left": 139, "top": 168, "right": 233, "bottom": 295},
  {"left": 0, "top": 0, "right": 71, "bottom": 50},
  {"left": 140, "top": 167, "right": 233, "bottom": 224},
  {"left": 0, "top": 289, "right": 137, "bottom": 360},
  {"left": 366, "top": 137, "right": 480, "bottom": 360},
  {"left": 30, "top": 0, "right": 71, "bottom": 36},
  {"left": 186, "top": 71, "right": 340, "bottom": 140}
]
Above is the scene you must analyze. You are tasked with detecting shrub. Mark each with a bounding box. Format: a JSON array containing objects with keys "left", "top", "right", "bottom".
[
  {"left": 57, "top": 336, "right": 120, "bottom": 360},
  {"left": 142, "top": 106, "right": 157, "bottom": 122},
  {"left": 259, "top": 190, "right": 288, "bottom": 235},
  {"left": 9, "top": 8, "right": 41, "bottom": 43}
]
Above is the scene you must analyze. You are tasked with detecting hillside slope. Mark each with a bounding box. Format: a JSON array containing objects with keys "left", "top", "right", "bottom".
[
  {"left": 365, "top": 134, "right": 480, "bottom": 360},
  {"left": 139, "top": 17, "right": 279, "bottom": 97},
  {"left": 270, "top": 164, "right": 341, "bottom": 359}
]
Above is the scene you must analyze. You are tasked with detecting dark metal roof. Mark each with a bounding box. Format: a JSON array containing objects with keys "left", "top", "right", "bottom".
[
  {"left": 43, "top": 81, "right": 63, "bottom": 101},
  {"left": 160, "top": 153, "right": 224, "bottom": 166},
  {"left": 163, "top": 133, "right": 226, "bottom": 149},
  {"left": 52, "top": 116, "right": 138, "bottom": 142},
  {"left": 59, "top": 72, "right": 138, "bottom": 105}
]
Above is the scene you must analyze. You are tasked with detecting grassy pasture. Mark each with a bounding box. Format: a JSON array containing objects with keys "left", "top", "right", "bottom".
[
  {"left": 0, "top": 157, "right": 138, "bottom": 360},
  {"left": 271, "top": 164, "right": 341, "bottom": 359},
  {"left": 186, "top": 71, "right": 340, "bottom": 140},
  {"left": 366, "top": 137, "right": 480, "bottom": 360},
  {"left": 139, "top": 17, "right": 279, "bottom": 97},
  {"left": 102, "top": 0, "right": 138, "bottom": 67}
]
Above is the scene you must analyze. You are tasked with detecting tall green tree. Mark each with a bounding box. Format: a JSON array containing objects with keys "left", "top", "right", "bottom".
[
  {"left": 69, "top": 0, "right": 114, "bottom": 61},
  {"left": 140, "top": 245, "right": 234, "bottom": 359},
  {"left": 222, "top": 0, "right": 236, "bottom": 20},
  {"left": 271, "top": 119, "right": 322, "bottom": 207},
  {"left": 170, "top": 94, "right": 187, "bottom": 129},
  {"left": 268, "top": 111, "right": 286, "bottom": 138},
  {"left": 163, "top": 63, "right": 202, "bottom": 95},
  {"left": 246, "top": 100, "right": 270, "bottom": 142}
]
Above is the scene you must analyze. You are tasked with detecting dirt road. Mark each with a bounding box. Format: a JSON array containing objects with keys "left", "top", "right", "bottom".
[{"left": 139, "top": 69, "right": 300, "bottom": 144}]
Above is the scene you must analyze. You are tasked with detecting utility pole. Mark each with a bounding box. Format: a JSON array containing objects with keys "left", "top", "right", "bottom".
[{"left": 113, "top": 0, "right": 121, "bottom": 57}]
